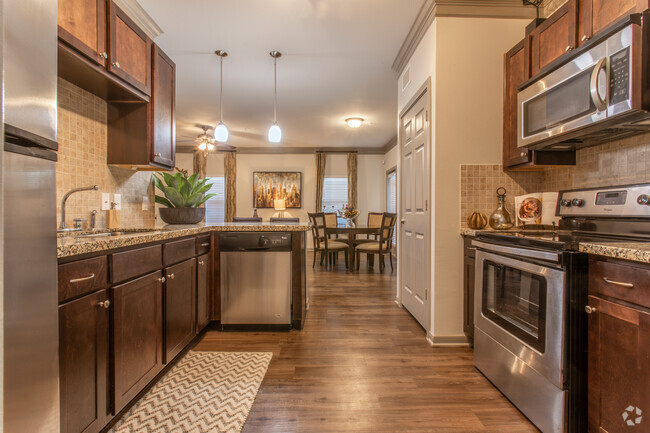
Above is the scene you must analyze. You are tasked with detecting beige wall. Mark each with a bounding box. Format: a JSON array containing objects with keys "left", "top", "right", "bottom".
[
  {"left": 398, "top": 16, "right": 531, "bottom": 341},
  {"left": 57, "top": 79, "right": 155, "bottom": 229}
]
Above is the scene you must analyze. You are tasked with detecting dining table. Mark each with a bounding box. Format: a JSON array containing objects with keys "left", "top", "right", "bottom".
[{"left": 325, "top": 224, "right": 380, "bottom": 269}]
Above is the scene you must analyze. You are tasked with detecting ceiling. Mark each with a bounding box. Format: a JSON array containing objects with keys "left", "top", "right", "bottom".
[{"left": 137, "top": 0, "right": 424, "bottom": 151}]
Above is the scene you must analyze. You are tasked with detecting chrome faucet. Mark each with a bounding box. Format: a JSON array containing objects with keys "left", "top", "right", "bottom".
[{"left": 59, "top": 185, "right": 99, "bottom": 230}]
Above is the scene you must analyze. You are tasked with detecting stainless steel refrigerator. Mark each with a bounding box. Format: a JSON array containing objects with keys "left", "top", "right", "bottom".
[{"left": 2, "top": 0, "right": 60, "bottom": 431}]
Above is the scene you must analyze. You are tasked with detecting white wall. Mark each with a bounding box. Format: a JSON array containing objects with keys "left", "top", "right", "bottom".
[{"left": 397, "top": 16, "right": 530, "bottom": 342}]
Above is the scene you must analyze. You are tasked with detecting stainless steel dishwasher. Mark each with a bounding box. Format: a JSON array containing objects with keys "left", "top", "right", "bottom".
[{"left": 220, "top": 232, "right": 292, "bottom": 327}]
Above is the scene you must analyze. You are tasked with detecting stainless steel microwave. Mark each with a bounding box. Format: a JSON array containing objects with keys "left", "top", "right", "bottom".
[{"left": 518, "top": 19, "right": 650, "bottom": 150}]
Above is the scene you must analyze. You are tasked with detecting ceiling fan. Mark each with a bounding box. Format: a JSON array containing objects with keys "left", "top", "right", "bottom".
[{"left": 177, "top": 125, "right": 235, "bottom": 151}]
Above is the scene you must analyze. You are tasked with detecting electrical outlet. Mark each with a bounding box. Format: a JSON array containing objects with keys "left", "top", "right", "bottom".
[
  {"left": 101, "top": 193, "right": 111, "bottom": 210},
  {"left": 113, "top": 194, "right": 122, "bottom": 210},
  {"left": 142, "top": 196, "right": 149, "bottom": 211}
]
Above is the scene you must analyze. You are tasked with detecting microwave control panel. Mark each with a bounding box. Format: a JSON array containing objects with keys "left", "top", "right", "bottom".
[
  {"left": 609, "top": 47, "right": 630, "bottom": 106},
  {"left": 557, "top": 184, "right": 650, "bottom": 217}
]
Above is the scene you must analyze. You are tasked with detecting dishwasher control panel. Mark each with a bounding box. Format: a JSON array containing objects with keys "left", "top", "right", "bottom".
[{"left": 219, "top": 232, "right": 292, "bottom": 251}]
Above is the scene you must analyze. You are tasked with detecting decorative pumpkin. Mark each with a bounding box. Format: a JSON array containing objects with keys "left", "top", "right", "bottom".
[{"left": 467, "top": 212, "right": 488, "bottom": 230}]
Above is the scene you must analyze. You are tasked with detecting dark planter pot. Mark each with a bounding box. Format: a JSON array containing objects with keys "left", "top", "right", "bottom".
[{"left": 158, "top": 207, "right": 205, "bottom": 225}]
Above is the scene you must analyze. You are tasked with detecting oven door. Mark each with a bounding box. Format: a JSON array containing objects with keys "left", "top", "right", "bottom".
[{"left": 474, "top": 246, "right": 566, "bottom": 389}]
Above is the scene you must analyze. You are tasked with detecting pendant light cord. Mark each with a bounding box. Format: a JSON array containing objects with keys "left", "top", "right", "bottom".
[
  {"left": 220, "top": 56, "right": 224, "bottom": 123},
  {"left": 273, "top": 57, "right": 277, "bottom": 123}
]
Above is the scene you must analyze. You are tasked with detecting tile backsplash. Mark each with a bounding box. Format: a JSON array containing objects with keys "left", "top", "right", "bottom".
[
  {"left": 57, "top": 79, "right": 155, "bottom": 229},
  {"left": 461, "top": 132, "right": 650, "bottom": 227}
]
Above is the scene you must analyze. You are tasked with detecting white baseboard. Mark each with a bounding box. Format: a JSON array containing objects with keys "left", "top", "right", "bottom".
[{"left": 427, "top": 331, "right": 470, "bottom": 347}]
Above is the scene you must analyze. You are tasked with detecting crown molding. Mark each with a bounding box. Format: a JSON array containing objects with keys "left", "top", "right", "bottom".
[
  {"left": 382, "top": 135, "right": 398, "bottom": 154},
  {"left": 392, "top": 0, "right": 537, "bottom": 74},
  {"left": 112, "top": 0, "right": 163, "bottom": 40},
  {"left": 176, "top": 146, "right": 386, "bottom": 155}
]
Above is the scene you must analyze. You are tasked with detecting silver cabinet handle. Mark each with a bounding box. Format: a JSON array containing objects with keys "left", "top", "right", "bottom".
[
  {"left": 198, "top": 261, "right": 205, "bottom": 266},
  {"left": 581, "top": 35, "right": 590, "bottom": 42},
  {"left": 99, "top": 52, "right": 108, "bottom": 59},
  {"left": 520, "top": 151, "right": 526, "bottom": 157},
  {"left": 112, "top": 61, "right": 120, "bottom": 68},
  {"left": 585, "top": 305, "right": 596, "bottom": 314},
  {"left": 167, "top": 273, "right": 175, "bottom": 280},
  {"left": 602, "top": 277, "right": 633, "bottom": 288},
  {"left": 201, "top": 243, "right": 210, "bottom": 247},
  {"left": 97, "top": 300, "right": 110, "bottom": 309},
  {"left": 157, "top": 276, "right": 166, "bottom": 283},
  {"left": 70, "top": 273, "right": 95, "bottom": 283},
  {"left": 565, "top": 45, "right": 574, "bottom": 52}
]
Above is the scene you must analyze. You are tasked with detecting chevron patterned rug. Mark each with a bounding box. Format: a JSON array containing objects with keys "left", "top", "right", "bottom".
[{"left": 109, "top": 351, "right": 273, "bottom": 433}]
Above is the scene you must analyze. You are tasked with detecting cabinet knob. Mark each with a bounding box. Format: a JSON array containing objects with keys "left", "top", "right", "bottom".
[
  {"left": 199, "top": 261, "right": 205, "bottom": 266},
  {"left": 565, "top": 45, "right": 574, "bottom": 52},
  {"left": 581, "top": 35, "right": 590, "bottom": 42},
  {"left": 520, "top": 151, "right": 526, "bottom": 157},
  {"left": 155, "top": 153, "right": 162, "bottom": 157},
  {"left": 99, "top": 52, "right": 108, "bottom": 60},
  {"left": 167, "top": 273, "right": 175, "bottom": 280},
  {"left": 585, "top": 305, "right": 596, "bottom": 314},
  {"left": 157, "top": 276, "right": 166, "bottom": 283},
  {"left": 112, "top": 61, "right": 120, "bottom": 68},
  {"left": 97, "top": 300, "right": 111, "bottom": 309}
]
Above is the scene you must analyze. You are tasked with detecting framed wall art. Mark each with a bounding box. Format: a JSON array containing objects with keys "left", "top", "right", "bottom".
[{"left": 253, "top": 171, "right": 302, "bottom": 208}]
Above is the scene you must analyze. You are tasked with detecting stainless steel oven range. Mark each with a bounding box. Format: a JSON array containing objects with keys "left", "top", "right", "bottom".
[{"left": 473, "top": 183, "right": 650, "bottom": 433}]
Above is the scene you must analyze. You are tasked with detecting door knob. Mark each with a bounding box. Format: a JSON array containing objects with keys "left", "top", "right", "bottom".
[{"left": 400, "top": 219, "right": 405, "bottom": 225}]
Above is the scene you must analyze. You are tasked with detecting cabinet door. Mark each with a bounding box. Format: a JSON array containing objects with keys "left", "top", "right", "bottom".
[
  {"left": 587, "top": 295, "right": 650, "bottom": 433},
  {"left": 196, "top": 253, "right": 210, "bottom": 332},
  {"left": 111, "top": 271, "right": 163, "bottom": 413},
  {"left": 151, "top": 45, "right": 176, "bottom": 169},
  {"left": 165, "top": 259, "right": 196, "bottom": 362},
  {"left": 463, "top": 255, "right": 475, "bottom": 344},
  {"left": 528, "top": 0, "right": 578, "bottom": 76},
  {"left": 588, "top": 0, "right": 649, "bottom": 37},
  {"left": 502, "top": 40, "right": 530, "bottom": 168},
  {"left": 108, "top": 1, "right": 151, "bottom": 95},
  {"left": 58, "top": 0, "right": 107, "bottom": 67},
  {"left": 59, "top": 290, "right": 109, "bottom": 433}
]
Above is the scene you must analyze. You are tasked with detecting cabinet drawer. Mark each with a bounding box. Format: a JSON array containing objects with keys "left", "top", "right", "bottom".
[
  {"left": 589, "top": 258, "right": 649, "bottom": 308},
  {"left": 163, "top": 238, "right": 196, "bottom": 266},
  {"left": 196, "top": 235, "right": 211, "bottom": 256},
  {"left": 111, "top": 245, "right": 162, "bottom": 284},
  {"left": 59, "top": 256, "right": 109, "bottom": 304}
]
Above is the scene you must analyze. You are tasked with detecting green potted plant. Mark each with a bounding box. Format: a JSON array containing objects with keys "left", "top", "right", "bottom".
[{"left": 152, "top": 171, "right": 216, "bottom": 224}]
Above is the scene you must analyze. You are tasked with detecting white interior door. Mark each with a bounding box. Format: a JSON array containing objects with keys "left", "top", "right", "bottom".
[{"left": 399, "top": 85, "right": 430, "bottom": 331}]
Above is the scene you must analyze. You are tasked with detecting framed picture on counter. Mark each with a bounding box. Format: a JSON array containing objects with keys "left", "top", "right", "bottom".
[{"left": 253, "top": 171, "right": 302, "bottom": 208}]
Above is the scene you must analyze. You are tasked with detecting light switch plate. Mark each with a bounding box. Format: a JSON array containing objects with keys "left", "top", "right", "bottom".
[
  {"left": 113, "top": 194, "right": 122, "bottom": 210},
  {"left": 101, "top": 193, "right": 110, "bottom": 210}
]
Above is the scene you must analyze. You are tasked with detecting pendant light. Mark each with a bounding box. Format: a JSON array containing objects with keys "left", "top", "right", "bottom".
[
  {"left": 214, "top": 50, "right": 229, "bottom": 143},
  {"left": 268, "top": 51, "right": 282, "bottom": 143}
]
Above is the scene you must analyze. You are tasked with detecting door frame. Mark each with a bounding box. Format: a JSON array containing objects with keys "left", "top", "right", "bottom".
[
  {"left": 397, "top": 77, "right": 432, "bottom": 333},
  {"left": 385, "top": 166, "right": 397, "bottom": 252}
]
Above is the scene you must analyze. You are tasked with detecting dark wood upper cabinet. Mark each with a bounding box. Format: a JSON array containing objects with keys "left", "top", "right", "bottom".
[
  {"left": 58, "top": 0, "right": 107, "bottom": 67},
  {"left": 527, "top": 0, "right": 578, "bottom": 77},
  {"left": 164, "top": 259, "right": 196, "bottom": 363},
  {"left": 196, "top": 253, "right": 210, "bottom": 333},
  {"left": 580, "top": 0, "right": 650, "bottom": 45},
  {"left": 151, "top": 45, "right": 176, "bottom": 169},
  {"left": 503, "top": 40, "right": 530, "bottom": 168},
  {"left": 108, "top": 1, "right": 151, "bottom": 96},
  {"left": 111, "top": 271, "right": 163, "bottom": 414},
  {"left": 59, "top": 289, "right": 110, "bottom": 433}
]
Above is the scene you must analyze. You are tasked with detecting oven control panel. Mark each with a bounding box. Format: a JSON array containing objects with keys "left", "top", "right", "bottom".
[{"left": 557, "top": 184, "right": 650, "bottom": 217}]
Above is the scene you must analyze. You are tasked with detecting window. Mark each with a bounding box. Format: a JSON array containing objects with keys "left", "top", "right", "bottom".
[
  {"left": 204, "top": 177, "right": 225, "bottom": 224},
  {"left": 386, "top": 170, "right": 397, "bottom": 244},
  {"left": 322, "top": 177, "right": 348, "bottom": 212}
]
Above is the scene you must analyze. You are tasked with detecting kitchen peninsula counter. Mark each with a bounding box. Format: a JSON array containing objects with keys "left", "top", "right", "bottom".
[{"left": 57, "top": 222, "right": 310, "bottom": 258}]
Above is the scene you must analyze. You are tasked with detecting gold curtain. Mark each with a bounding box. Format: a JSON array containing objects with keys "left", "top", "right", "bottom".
[
  {"left": 347, "top": 152, "right": 357, "bottom": 209},
  {"left": 224, "top": 152, "right": 236, "bottom": 222},
  {"left": 315, "top": 152, "right": 327, "bottom": 212},
  {"left": 193, "top": 149, "right": 208, "bottom": 178}
]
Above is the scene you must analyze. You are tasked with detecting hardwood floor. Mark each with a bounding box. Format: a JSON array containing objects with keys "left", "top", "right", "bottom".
[{"left": 194, "top": 254, "right": 537, "bottom": 432}]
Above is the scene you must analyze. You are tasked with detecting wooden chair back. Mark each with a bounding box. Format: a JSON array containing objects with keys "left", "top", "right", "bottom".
[
  {"left": 270, "top": 217, "right": 299, "bottom": 223},
  {"left": 368, "top": 212, "right": 383, "bottom": 228},
  {"left": 232, "top": 217, "right": 262, "bottom": 222},
  {"left": 379, "top": 212, "right": 397, "bottom": 251},
  {"left": 308, "top": 212, "right": 328, "bottom": 250},
  {"left": 323, "top": 213, "right": 338, "bottom": 228}
]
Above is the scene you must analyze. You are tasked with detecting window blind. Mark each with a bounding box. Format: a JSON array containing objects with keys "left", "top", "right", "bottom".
[
  {"left": 205, "top": 177, "right": 225, "bottom": 224},
  {"left": 322, "top": 177, "right": 348, "bottom": 212}
]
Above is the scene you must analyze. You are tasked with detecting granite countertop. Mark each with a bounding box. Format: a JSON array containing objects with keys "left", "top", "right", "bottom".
[
  {"left": 578, "top": 242, "right": 650, "bottom": 264},
  {"left": 57, "top": 222, "right": 310, "bottom": 258}
]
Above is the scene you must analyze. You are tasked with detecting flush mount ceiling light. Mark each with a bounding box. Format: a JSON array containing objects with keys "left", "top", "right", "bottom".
[
  {"left": 345, "top": 117, "right": 364, "bottom": 128},
  {"left": 214, "top": 50, "right": 229, "bottom": 143},
  {"left": 268, "top": 51, "right": 282, "bottom": 143}
]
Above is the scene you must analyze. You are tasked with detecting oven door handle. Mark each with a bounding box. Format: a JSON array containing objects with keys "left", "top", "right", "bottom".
[{"left": 472, "top": 240, "right": 560, "bottom": 263}]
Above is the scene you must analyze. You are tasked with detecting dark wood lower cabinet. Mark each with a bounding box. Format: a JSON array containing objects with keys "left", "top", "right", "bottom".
[
  {"left": 196, "top": 253, "right": 210, "bottom": 332},
  {"left": 59, "top": 290, "right": 109, "bottom": 433},
  {"left": 463, "top": 253, "right": 475, "bottom": 345},
  {"left": 587, "top": 295, "right": 650, "bottom": 433},
  {"left": 111, "top": 271, "right": 163, "bottom": 414},
  {"left": 164, "top": 259, "right": 196, "bottom": 362}
]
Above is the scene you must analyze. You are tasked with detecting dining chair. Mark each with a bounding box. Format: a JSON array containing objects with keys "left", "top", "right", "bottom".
[
  {"left": 232, "top": 217, "right": 262, "bottom": 222},
  {"left": 270, "top": 217, "right": 300, "bottom": 223},
  {"left": 323, "top": 212, "right": 348, "bottom": 241},
  {"left": 355, "top": 212, "right": 397, "bottom": 272},
  {"left": 353, "top": 211, "right": 384, "bottom": 266},
  {"left": 308, "top": 212, "right": 348, "bottom": 270}
]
